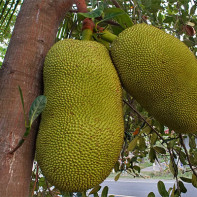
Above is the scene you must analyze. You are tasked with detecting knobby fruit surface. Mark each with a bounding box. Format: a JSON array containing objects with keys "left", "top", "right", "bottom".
[
  {"left": 36, "top": 39, "right": 124, "bottom": 192},
  {"left": 111, "top": 23, "right": 197, "bottom": 134}
]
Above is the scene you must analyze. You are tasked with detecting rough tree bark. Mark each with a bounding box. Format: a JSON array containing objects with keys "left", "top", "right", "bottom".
[{"left": 0, "top": 0, "right": 73, "bottom": 196}]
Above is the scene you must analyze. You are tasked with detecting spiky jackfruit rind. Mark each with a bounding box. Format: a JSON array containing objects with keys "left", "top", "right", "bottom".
[
  {"left": 36, "top": 39, "right": 124, "bottom": 192},
  {"left": 111, "top": 23, "right": 197, "bottom": 134}
]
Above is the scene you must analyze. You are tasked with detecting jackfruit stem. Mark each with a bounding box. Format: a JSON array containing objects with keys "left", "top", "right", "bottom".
[
  {"left": 81, "top": 18, "right": 94, "bottom": 40},
  {"left": 75, "top": 0, "right": 88, "bottom": 12},
  {"left": 99, "top": 30, "right": 117, "bottom": 43},
  {"left": 82, "top": 28, "right": 93, "bottom": 40}
]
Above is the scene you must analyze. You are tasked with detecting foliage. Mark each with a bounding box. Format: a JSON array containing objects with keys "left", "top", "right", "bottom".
[
  {"left": 1, "top": 0, "right": 197, "bottom": 196},
  {"left": 0, "top": 0, "right": 22, "bottom": 67},
  {"left": 0, "top": 45, "right": 6, "bottom": 66},
  {"left": 0, "top": 0, "right": 22, "bottom": 42}
]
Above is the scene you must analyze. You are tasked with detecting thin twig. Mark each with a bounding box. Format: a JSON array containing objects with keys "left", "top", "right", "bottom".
[
  {"left": 111, "top": 0, "right": 121, "bottom": 8},
  {"left": 46, "top": 180, "right": 54, "bottom": 197},
  {"left": 123, "top": 99, "right": 166, "bottom": 142},
  {"left": 31, "top": 163, "right": 39, "bottom": 197},
  {"left": 179, "top": 134, "right": 197, "bottom": 177},
  {"left": 9, "top": 127, "right": 30, "bottom": 154},
  {"left": 9, "top": 138, "right": 25, "bottom": 154},
  {"left": 168, "top": 148, "right": 181, "bottom": 196}
]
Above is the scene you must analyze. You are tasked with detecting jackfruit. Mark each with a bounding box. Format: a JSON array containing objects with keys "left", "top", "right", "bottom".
[
  {"left": 111, "top": 23, "right": 197, "bottom": 134},
  {"left": 36, "top": 39, "right": 124, "bottom": 192}
]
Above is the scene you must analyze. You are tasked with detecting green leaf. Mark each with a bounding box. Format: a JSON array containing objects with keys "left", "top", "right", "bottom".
[
  {"left": 148, "top": 192, "right": 155, "bottom": 197},
  {"left": 192, "top": 173, "right": 197, "bottom": 188},
  {"left": 179, "top": 180, "right": 187, "bottom": 193},
  {"left": 141, "top": 0, "right": 162, "bottom": 12},
  {"left": 170, "top": 184, "right": 176, "bottom": 197},
  {"left": 157, "top": 181, "right": 169, "bottom": 197},
  {"left": 89, "top": 185, "right": 101, "bottom": 195},
  {"left": 158, "top": 12, "right": 164, "bottom": 24},
  {"left": 153, "top": 146, "right": 166, "bottom": 154},
  {"left": 189, "top": 135, "right": 196, "bottom": 149},
  {"left": 114, "top": 161, "right": 120, "bottom": 172},
  {"left": 193, "top": 152, "right": 197, "bottom": 165},
  {"left": 128, "top": 136, "right": 139, "bottom": 152},
  {"left": 78, "top": 5, "right": 104, "bottom": 19},
  {"left": 141, "top": 118, "right": 153, "bottom": 135},
  {"left": 150, "top": 132, "right": 158, "bottom": 146},
  {"left": 93, "top": 193, "right": 99, "bottom": 197},
  {"left": 29, "top": 95, "right": 47, "bottom": 126},
  {"left": 90, "top": 0, "right": 97, "bottom": 8},
  {"left": 179, "top": 151, "right": 187, "bottom": 165},
  {"left": 141, "top": 125, "right": 152, "bottom": 135},
  {"left": 38, "top": 177, "right": 46, "bottom": 187},
  {"left": 189, "top": 154, "right": 195, "bottom": 166},
  {"left": 141, "top": 118, "right": 152, "bottom": 134},
  {"left": 180, "top": 176, "right": 192, "bottom": 183},
  {"left": 103, "top": 8, "right": 133, "bottom": 29},
  {"left": 101, "top": 11, "right": 125, "bottom": 22},
  {"left": 110, "top": 25, "right": 124, "bottom": 35},
  {"left": 133, "top": 165, "right": 141, "bottom": 173},
  {"left": 167, "top": 139, "right": 176, "bottom": 149},
  {"left": 169, "top": 158, "right": 177, "bottom": 177},
  {"left": 114, "top": 172, "right": 121, "bottom": 181},
  {"left": 163, "top": 16, "right": 174, "bottom": 23},
  {"left": 149, "top": 147, "right": 156, "bottom": 163},
  {"left": 101, "top": 186, "right": 108, "bottom": 197},
  {"left": 138, "top": 137, "right": 147, "bottom": 151}
]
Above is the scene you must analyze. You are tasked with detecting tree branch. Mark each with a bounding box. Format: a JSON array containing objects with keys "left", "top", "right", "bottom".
[
  {"left": 111, "top": 0, "right": 121, "bottom": 8},
  {"left": 179, "top": 134, "right": 197, "bottom": 177},
  {"left": 123, "top": 99, "right": 165, "bottom": 142}
]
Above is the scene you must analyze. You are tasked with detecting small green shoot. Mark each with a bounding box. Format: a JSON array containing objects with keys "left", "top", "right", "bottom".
[
  {"left": 18, "top": 85, "right": 27, "bottom": 125},
  {"left": 9, "top": 86, "right": 47, "bottom": 154}
]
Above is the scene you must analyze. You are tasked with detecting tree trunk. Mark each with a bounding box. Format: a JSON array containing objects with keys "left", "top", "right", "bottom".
[{"left": 0, "top": 0, "right": 73, "bottom": 196}]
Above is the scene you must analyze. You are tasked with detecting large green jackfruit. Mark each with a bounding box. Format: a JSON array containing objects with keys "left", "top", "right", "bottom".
[
  {"left": 111, "top": 23, "right": 197, "bottom": 134},
  {"left": 36, "top": 39, "right": 124, "bottom": 192}
]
